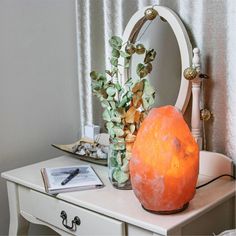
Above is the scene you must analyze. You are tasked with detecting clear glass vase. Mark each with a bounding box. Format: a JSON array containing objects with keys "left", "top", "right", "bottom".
[{"left": 108, "top": 141, "right": 132, "bottom": 190}]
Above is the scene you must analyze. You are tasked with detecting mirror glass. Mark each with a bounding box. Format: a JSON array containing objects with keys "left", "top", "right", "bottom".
[{"left": 130, "top": 17, "right": 181, "bottom": 108}]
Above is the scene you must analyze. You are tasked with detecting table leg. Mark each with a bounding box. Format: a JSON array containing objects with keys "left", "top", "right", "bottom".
[{"left": 7, "top": 181, "right": 29, "bottom": 235}]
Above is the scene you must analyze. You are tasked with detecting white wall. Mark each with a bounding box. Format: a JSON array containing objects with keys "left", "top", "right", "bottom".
[{"left": 0, "top": 0, "right": 80, "bottom": 234}]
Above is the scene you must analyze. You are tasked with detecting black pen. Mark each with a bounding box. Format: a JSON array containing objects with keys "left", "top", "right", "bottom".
[{"left": 61, "top": 168, "right": 80, "bottom": 185}]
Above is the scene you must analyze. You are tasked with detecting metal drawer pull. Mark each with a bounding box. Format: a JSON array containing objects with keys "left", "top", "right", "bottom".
[{"left": 60, "top": 210, "right": 81, "bottom": 231}]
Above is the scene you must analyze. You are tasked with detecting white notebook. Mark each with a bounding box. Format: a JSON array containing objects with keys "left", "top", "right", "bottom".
[{"left": 41, "top": 165, "right": 104, "bottom": 194}]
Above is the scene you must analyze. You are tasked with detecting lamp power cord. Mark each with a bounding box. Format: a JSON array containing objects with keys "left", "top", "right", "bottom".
[{"left": 196, "top": 174, "right": 235, "bottom": 189}]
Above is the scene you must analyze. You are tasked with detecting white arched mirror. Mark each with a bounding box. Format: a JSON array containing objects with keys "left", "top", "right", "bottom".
[{"left": 122, "top": 6, "right": 192, "bottom": 113}]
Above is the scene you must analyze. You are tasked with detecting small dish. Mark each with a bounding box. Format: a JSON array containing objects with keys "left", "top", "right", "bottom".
[{"left": 52, "top": 133, "right": 110, "bottom": 166}]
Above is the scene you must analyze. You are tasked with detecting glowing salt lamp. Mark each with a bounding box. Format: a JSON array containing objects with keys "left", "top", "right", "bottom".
[{"left": 130, "top": 105, "right": 199, "bottom": 214}]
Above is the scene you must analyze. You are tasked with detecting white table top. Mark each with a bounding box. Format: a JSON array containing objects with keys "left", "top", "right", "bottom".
[{"left": 2, "top": 155, "right": 235, "bottom": 235}]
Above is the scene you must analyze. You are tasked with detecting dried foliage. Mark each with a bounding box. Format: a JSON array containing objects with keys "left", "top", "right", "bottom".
[{"left": 90, "top": 36, "right": 156, "bottom": 184}]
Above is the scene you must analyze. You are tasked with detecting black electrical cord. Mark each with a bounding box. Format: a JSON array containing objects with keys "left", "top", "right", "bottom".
[{"left": 196, "top": 174, "right": 236, "bottom": 189}]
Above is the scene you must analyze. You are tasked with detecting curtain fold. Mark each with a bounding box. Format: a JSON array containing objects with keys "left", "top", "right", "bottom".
[
  {"left": 76, "top": 0, "right": 92, "bottom": 127},
  {"left": 226, "top": 0, "right": 236, "bottom": 158},
  {"left": 76, "top": 0, "right": 236, "bottom": 162}
]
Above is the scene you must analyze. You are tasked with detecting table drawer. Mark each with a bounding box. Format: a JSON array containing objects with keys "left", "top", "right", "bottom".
[{"left": 18, "top": 186, "right": 124, "bottom": 236}]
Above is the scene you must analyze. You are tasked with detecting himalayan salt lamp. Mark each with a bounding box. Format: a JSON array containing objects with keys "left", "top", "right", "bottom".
[{"left": 130, "top": 105, "right": 199, "bottom": 214}]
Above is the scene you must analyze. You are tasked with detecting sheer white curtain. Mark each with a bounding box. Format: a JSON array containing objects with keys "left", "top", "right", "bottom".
[
  {"left": 76, "top": 0, "right": 157, "bottom": 132},
  {"left": 76, "top": 0, "right": 236, "bottom": 162}
]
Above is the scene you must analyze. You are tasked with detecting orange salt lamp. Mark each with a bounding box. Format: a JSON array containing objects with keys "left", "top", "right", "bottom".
[{"left": 130, "top": 105, "right": 199, "bottom": 214}]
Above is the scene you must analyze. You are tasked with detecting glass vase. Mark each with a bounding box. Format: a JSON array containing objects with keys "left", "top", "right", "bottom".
[{"left": 108, "top": 141, "right": 132, "bottom": 190}]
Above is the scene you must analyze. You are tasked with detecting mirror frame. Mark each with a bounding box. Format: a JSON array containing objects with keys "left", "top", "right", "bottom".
[{"left": 122, "top": 5, "right": 192, "bottom": 113}]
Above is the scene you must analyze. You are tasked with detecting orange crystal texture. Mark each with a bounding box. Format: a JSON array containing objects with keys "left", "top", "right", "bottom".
[{"left": 130, "top": 106, "right": 199, "bottom": 212}]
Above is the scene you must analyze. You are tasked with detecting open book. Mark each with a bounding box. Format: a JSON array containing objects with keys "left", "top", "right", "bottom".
[{"left": 41, "top": 165, "right": 104, "bottom": 194}]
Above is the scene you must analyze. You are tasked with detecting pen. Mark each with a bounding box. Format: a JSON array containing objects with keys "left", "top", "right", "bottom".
[{"left": 61, "top": 168, "right": 80, "bottom": 185}]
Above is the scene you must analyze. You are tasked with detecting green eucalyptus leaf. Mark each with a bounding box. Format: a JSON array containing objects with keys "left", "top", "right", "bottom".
[
  {"left": 143, "top": 79, "right": 155, "bottom": 95},
  {"left": 113, "top": 111, "right": 122, "bottom": 119},
  {"left": 110, "top": 57, "right": 118, "bottom": 67},
  {"left": 111, "top": 116, "right": 121, "bottom": 123},
  {"left": 111, "top": 68, "right": 118, "bottom": 76},
  {"left": 136, "top": 64, "right": 148, "bottom": 78},
  {"left": 109, "top": 110, "right": 115, "bottom": 118},
  {"left": 145, "top": 86, "right": 155, "bottom": 95},
  {"left": 126, "top": 91, "right": 133, "bottom": 99},
  {"left": 90, "top": 71, "right": 98, "bottom": 80},
  {"left": 97, "top": 73, "right": 107, "bottom": 81},
  {"left": 136, "top": 63, "right": 145, "bottom": 74},
  {"left": 114, "top": 123, "right": 124, "bottom": 130},
  {"left": 112, "top": 138, "right": 118, "bottom": 145},
  {"left": 113, "top": 141, "right": 126, "bottom": 150},
  {"left": 120, "top": 51, "right": 131, "bottom": 58},
  {"left": 113, "top": 127, "right": 124, "bottom": 137},
  {"left": 109, "top": 128, "right": 115, "bottom": 138},
  {"left": 114, "top": 122, "right": 124, "bottom": 129},
  {"left": 124, "top": 62, "right": 130, "bottom": 68},
  {"left": 142, "top": 97, "right": 149, "bottom": 110},
  {"left": 112, "top": 49, "right": 120, "bottom": 58},
  {"left": 109, "top": 156, "right": 118, "bottom": 167},
  {"left": 109, "top": 101, "right": 116, "bottom": 109},
  {"left": 109, "top": 36, "right": 123, "bottom": 50},
  {"left": 114, "top": 36, "right": 123, "bottom": 45},
  {"left": 110, "top": 110, "right": 122, "bottom": 123},
  {"left": 114, "top": 83, "right": 121, "bottom": 91},
  {"left": 116, "top": 152, "right": 122, "bottom": 165},
  {"left": 103, "top": 82, "right": 110, "bottom": 90},
  {"left": 124, "top": 58, "right": 131, "bottom": 68},
  {"left": 92, "top": 80, "right": 103, "bottom": 91},
  {"left": 121, "top": 158, "right": 129, "bottom": 172},
  {"left": 116, "top": 137, "right": 125, "bottom": 143},
  {"left": 149, "top": 95, "right": 155, "bottom": 106},
  {"left": 106, "top": 121, "right": 114, "bottom": 130},
  {"left": 107, "top": 96, "right": 115, "bottom": 101},
  {"left": 118, "top": 96, "right": 128, "bottom": 108},
  {"left": 142, "top": 95, "right": 155, "bottom": 110},
  {"left": 101, "top": 100, "right": 110, "bottom": 109},
  {"left": 102, "top": 109, "right": 111, "bottom": 121},
  {"left": 113, "top": 169, "right": 129, "bottom": 184},
  {"left": 106, "top": 87, "right": 116, "bottom": 96},
  {"left": 124, "top": 77, "right": 133, "bottom": 88}
]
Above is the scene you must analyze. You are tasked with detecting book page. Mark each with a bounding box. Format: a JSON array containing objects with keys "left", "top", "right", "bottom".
[{"left": 46, "top": 165, "right": 103, "bottom": 190}]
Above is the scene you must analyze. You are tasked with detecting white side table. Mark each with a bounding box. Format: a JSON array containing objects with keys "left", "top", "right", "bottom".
[{"left": 1, "top": 154, "right": 235, "bottom": 236}]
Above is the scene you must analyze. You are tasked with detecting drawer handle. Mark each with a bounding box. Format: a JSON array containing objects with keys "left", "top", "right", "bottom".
[{"left": 60, "top": 210, "right": 81, "bottom": 231}]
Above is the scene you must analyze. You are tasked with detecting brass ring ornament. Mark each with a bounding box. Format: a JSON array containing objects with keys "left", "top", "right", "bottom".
[
  {"left": 183, "top": 67, "right": 198, "bottom": 81},
  {"left": 200, "top": 108, "right": 212, "bottom": 121},
  {"left": 144, "top": 8, "right": 158, "bottom": 20}
]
